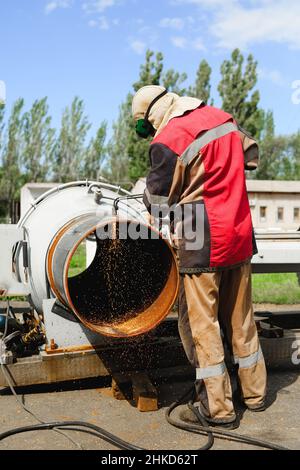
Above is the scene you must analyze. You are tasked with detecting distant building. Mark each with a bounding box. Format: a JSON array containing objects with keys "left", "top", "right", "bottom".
[
  {"left": 247, "top": 180, "right": 300, "bottom": 232},
  {"left": 133, "top": 178, "right": 300, "bottom": 232},
  {"left": 20, "top": 180, "right": 300, "bottom": 232}
]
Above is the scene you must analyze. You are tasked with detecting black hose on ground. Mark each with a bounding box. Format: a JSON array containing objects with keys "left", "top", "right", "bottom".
[
  {"left": 0, "top": 301, "right": 289, "bottom": 451},
  {"left": 165, "top": 387, "right": 288, "bottom": 451},
  {"left": 0, "top": 386, "right": 289, "bottom": 451},
  {"left": 0, "top": 421, "right": 142, "bottom": 451}
]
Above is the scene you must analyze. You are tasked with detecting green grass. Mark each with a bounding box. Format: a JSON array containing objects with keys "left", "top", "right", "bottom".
[
  {"left": 252, "top": 273, "right": 300, "bottom": 304},
  {"left": 68, "top": 243, "right": 300, "bottom": 304},
  {"left": 68, "top": 242, "right": 87, "bottom": 278},
  {"left": 0, "top": 296, "right": 28, "bottom": 301},
  {"left": 3, "top": 240, "right": 298, "bottom": 304}
]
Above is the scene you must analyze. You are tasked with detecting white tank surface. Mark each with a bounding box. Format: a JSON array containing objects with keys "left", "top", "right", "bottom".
[
  {"left": 16, "top": 181, "right": 179, "bottom": 338},
  {"left": 17, "top": 181, "right": 145, "bottom": 312}
]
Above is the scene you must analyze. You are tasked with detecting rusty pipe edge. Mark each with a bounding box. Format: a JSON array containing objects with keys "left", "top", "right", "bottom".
[{"left": 47, "top": 215, "right": 179, "bottom": 338}]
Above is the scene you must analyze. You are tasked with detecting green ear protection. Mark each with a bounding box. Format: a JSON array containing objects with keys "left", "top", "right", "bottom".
[
  {"left": 135, "top": 88, "right": 168, "bottom": 139},
  {"left": 135, "top": 118, "right": 155, "bottom": 139}
]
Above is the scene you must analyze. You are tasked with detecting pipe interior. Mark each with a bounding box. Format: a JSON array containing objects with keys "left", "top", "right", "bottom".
[{"left": 67, "top": 221, "right": 173, "bottom": 327}]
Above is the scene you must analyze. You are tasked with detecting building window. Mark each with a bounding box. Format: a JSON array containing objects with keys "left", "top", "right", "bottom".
[
  {"left": 260, "top": 206, "right": 267, "bottom": 222},
  {"left": 294, "top": 208, "right": 300, "bottom": 223},
  {"left": 277, "top": 207, "right": 284, "bottom": 222}
]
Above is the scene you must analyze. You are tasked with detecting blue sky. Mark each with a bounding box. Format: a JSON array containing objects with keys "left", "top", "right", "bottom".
[{"left": 0, "top": 0, "right": 299, "bottom": 139}]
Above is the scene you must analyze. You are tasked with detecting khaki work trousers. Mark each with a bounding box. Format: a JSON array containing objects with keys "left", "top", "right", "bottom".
[{"left": 178, "top": 262, "right": 267, "bottom": 422}]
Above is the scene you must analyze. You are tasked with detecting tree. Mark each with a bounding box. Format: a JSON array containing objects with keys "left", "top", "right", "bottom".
[
  {"left": 53, "top": 97, "right": 91, "bottom": 182},
  {"left": 188, "top": 59, "right": 212, "bottom": 103},
  {"left": 290, "top": 132, "right": 300, "bottom": 179},
  {"left": 0, "top": 99, "right": 24, "bottom": 202},
  {"left": 107, "top": 95, "right": 132, "bottom": 184},
  {"left": 0, "top": 104, "right": 4, "bottom": 154},
  {"left": 108, "top": 49, "right": 189, "bottom": 183},
  {"left": 22, "top": 97, "right": 56, "bottom": 182},
  {"left": 82, "top": 121, "right": 107, "bottom": 180},
  {"left": 129, "top": 51, "right": 166, "bottom": 181},
  {"left": 0, "top": 105, "right": 5, "bottom": 213},
  {"left": 162, "top": 69, "right": 187, "bottom": 95},
  {"left": 254, "top": 111, "right": 287, "bottom": 180},
  {"left": 278, "top": 131, "right": 300, "bottom": 180},
  {"left": 108, "top": 50, "right": 164, "bottom": 184},
  {"left": 218, "top": 49, "right": 264, "bottom": 139},
  {"left": 133, "top": 50, "right": 164, "bottom": 92}
]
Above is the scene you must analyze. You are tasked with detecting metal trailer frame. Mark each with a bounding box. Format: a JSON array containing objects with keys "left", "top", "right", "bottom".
[{"left": 1, "top": 302, "right": 300, "bottom": 388}]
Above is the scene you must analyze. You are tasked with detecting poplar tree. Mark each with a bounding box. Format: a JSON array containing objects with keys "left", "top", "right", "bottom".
[
  {"left": 107, "top": 95, "right": 132, "bottom": 185},
  {"left": 188, "top": 59, "right": 212, "bottom": 104},
  {"left": 254, "top": 111, "right": 287, "bottom": 180},
  {"left": 218, "top": 48, "right": 264, "bottom": 139},
  {"left": 0, "top": 99, "right": 24, "bottom": 202},
  {"left": 53, "top": 97, "right": 91, "bottom": 182},
  {"left": 83, "top": 121, "right": 107, "bottom": 180},
  {"left": 108, "top": 49, "right": 188, "bottom": 183},
  {"left": 22, "top": 97, "right": 56, "bottom": 182}
]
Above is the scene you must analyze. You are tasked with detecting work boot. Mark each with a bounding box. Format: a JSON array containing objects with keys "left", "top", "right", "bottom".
[
  {"left": 179, "top": 405, "right": 240, "bottom": 430},
  {"left": 246, "top": 401, "right": 266, "bottom": 412}
]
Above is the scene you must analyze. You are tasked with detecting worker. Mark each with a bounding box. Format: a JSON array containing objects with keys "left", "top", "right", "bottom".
[{"left": 132, "top": 86, "right": 267, "bottom": 429}]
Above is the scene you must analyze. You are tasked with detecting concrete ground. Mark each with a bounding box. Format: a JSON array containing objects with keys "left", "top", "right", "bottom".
[{"left": 0, "top": 368, "right": 299, "bottom": 451}]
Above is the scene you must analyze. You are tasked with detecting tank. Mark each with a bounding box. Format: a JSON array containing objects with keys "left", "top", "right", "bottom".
[{"left": 16, "top": 181, "right": 179, "bottom": 338}]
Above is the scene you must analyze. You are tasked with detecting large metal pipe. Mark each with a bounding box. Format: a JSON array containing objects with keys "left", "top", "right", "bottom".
[
  {"left": 47, "top": 216, "right": 178, "bottom": 337},
  {"left": 17, "top": 182, "right": 179, "bottom": 338}
]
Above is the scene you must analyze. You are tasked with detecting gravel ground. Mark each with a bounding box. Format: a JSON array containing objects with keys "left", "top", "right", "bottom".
[{"left": 254, "top": 304, "right": 300, "bottom": 312}]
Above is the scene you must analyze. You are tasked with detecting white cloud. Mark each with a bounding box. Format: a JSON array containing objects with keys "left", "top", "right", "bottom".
[
  {"left": 88, "top": 16, "right": 110, "bottom": 29},
  {"left": 83, "top": 0, "right": 119, "bottom": 31},
  {"left": 292, "top": 80, "right": 300, "bottom": 105},
  {"left": 138, "top": 25, "right": 152, "bottom": 35},
  {"left": 170, "top": 0, "right": 300, "bottom": 50},
  {"left": 186, "top": 16, "right": 195, "bottom": 24},
  {"left": 82, "top": 0, "right": 116, "bottom": 14},
  {"left": 193, "top": 37, "right": 206, "bottom": 51},
  {"left": 45, "top": 0, "right": 72, "bottom": 14},
  {"left": 159, "top": 17, "right": 185, "bottom": 30},
  {"left": 258, "top": 68, "right": 286, "bottom": 87},
  {"left": 171, "top": 35, "right": 206, "bottom": 51},
  {"left": 212, "top": 1, "right": 300, "bottom": 50},
  {"left": 98, "top": 16, "right": 109, "bottom": 29},
  {"left": 171, "top": 0, "right": 237, "bottom": 7},
  {"left": 88, "top": 19, "right": 98, "bottom": 27},
  {"left": 129, "top": 40, "right": 146, "bottom": 55},
  {"left": 171, "top": 36, "right": 187, "bottom": 48},
  {"left": 0, "top": 80, "right": 6, "bottom": 105}
]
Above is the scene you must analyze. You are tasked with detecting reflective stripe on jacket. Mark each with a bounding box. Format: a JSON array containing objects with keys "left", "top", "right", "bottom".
[{"left": 143, "top": 105, "right": 258, "bottom": 273}]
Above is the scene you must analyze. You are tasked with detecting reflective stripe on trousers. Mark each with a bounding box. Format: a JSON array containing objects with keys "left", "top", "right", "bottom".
[
  {"left": 178, "top": 264, "right": 267, "bottom": 419},
  {"left": 234, "top": 346, "right": 263, "bottom": 369},
  {"left": 196, "top": 362, "right": 226, "bottom": 380}
]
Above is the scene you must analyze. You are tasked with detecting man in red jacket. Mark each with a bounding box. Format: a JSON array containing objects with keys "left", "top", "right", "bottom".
[{"left": 132, "top": 86, "right": 267, "bottom": 429}]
